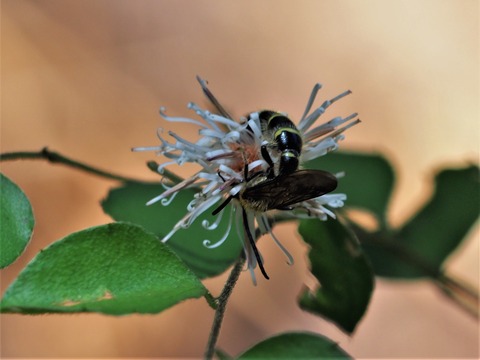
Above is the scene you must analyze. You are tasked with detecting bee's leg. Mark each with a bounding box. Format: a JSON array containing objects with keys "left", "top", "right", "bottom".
[
  {"left": 217, "top": 171, "right": 226, "bottom": 182},
  {"left": 242, "top": 207, "right": 269, "bottom": 280},
  {"left": 212, "top": 196, "right": 233, "bottom": 215},
  {"left": 276, "top": 206, "right": 294, "bottom": 211},
  {"left": 261, "top": 145, "right": 275, "bottom": 179},
  {"left": 244, "top": 163, "right": 267, "bottom": 184},
  {"left": 212, "top": 171, "right": 235, "bottom": 215}
]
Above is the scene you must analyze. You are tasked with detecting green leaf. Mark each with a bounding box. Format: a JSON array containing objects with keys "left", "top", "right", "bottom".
[
  {"left": 363, "top": 165, "right": 480, "bottom": 278},
  {"left": 101, "top": 183, "right": 243, "bottom": 279},
  {"left": 237, "top": 332, "right": 351, "bottom": 359},
  {"left": 0, "top": 223, "right": 207, "bottom": 315},
  {"left": 306, "top": 151, "right": 395, "bottom": 228},
  {"left": 298, "top": 219, "right": 374, "bottom": 334},
  {"left": 0, "top": 173, "right": 34, "bottom": 268}
]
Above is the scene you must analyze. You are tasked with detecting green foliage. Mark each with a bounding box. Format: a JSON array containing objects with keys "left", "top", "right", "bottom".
[
  {"left": 0, "top": 173, "right": 34, "bottom": 268},
  {"left": 361, "top": 165, "right": 479, "bottom": 278},
  {"left": 298, "top": 219, "right": 374, "bottom": 333},
  {"left": 237, "top": 332, "right": 351, "bottom": 359},
  {"left": 309, "top": 153, "right": 479, "bottom": 280},
  {"left": 1, "top": 149, "right": 477, "bottom": 358},
  {"left": 306, "top": 151, "right": 395, "bottom": 228},
  {"left": 0, "top": 223, "right": 207, "bottom": 314},
  {"left": 101, "top": 182, "right": 243, "bottom": 278}
]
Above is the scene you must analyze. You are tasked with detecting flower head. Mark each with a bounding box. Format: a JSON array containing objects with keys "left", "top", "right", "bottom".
[{"left": 133, "top": 77, "right": 359, "bottom": 284}]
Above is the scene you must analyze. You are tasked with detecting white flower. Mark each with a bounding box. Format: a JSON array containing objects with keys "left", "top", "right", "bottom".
[{"left": 133, "top": 77, "right": 359, "bottom": 284}]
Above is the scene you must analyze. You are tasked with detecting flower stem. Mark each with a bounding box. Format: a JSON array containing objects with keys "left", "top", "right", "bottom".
[
  {"left": 204, "top": 257, "right": 245, "bottom": 360},
  {"left": 1, "top": 148, "right": 152, "bottom": 184}
]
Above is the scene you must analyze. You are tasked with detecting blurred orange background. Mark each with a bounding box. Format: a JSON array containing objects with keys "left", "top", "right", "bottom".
[{"left": 1, "top": 0, "right": 478, "bottom": 358}]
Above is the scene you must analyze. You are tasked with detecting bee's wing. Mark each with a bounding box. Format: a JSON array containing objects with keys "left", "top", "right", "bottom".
[{"left": 241, "top": 170, "right": 338, "bottom": 210}]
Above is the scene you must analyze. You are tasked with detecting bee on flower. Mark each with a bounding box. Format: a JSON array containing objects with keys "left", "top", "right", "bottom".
[{"left": 133, "top": 77, "right": 360, "bottom": 284}]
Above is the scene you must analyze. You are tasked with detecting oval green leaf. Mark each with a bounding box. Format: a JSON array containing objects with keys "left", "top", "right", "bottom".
[
  {"left": 0, "top": 223, "right": 206, "bottom": 314},
  {"left": 101, "top": 182, "right": 243, "bottom": 279},
  {"left": 237, "top": 332, "right": 351, "bottom": 359},
  {"left": 306, "top": 151, "right": 395, "bottom": 228},
  {"left": 0, "top": 173, "right": 34, "bottom": 268},
  {"left": 298, "top": 219, "right": 374, "bottom": 334},
  {"left": 363, "top": 165, "right": 480, "bottom": 278}
]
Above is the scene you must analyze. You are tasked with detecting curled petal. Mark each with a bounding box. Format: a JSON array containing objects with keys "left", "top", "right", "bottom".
[
  {"left": 202, "top": 207, "right": 234, "bottom": 248},
  {"left": 160, "top": 106, "right": 208, "bottom": 128},
  {"left": 247, "top": 117, "right": 263, "bottom": 139},
  {"left": 160, "top": 191, "right": 179, "bottom": 206}
]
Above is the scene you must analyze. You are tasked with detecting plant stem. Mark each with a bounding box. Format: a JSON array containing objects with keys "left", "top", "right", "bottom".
[
  {"left": 359, "top": 230, "right": 479, "bottom": 319},
  {"left": 1, "top": 148, "right": 155, "bottom": 183},
  {"left": 435, "top": 273, "right": 479, "bottom": 319},
  {"left": 204, "top": 257, "right": 245, "bottom": 360}
]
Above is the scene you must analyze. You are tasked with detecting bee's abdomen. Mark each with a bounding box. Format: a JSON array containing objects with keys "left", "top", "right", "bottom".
[{"left": 268, "top": 115, "right": 302, "bottom": 175}]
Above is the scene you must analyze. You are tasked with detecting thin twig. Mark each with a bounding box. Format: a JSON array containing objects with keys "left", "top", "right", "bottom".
[
  {"left": 435, "top": 273, "right": 479, "bottom": 318},
  {"left": 1, "top": 148, "right": 152, "bottom": 184},
  {"left": 359, "top": 231, "right": 479, "bottom": 319},
  {"left": 204, "top": 257, "right": 246, "bottom": 360}
]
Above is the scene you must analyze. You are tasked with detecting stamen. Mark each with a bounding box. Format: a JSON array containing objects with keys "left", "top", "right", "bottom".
[
  {"left": 221, "top": 131, "right": 241, "bottom": 143},
  {"left": 318, "top": 205, "right": 336, "bottom": 219},
  {"left": 168, "top": 131, "right": 210, "bottom": 153},
  {"left": 202, "top": 204, "right": 225, "bottom": 230},
  {"left": 185, "top": 194, "right": 223, "bottom": 227},
  {"left": 131, "top": 146, "right": 162, "bottom": 152},
  {"left": 206, "top": 150, "right": 236, "bottom": 161},
  {"left": 218, "top": 164, "right": 242, "bottom": 180},
  {"left": 196, "top": 75, "right": 234, "bottom": 120},
  {"left": 247, "top": 118, "right": 263, "bottom": 139},
  {"left": 199, "top": 128, "right": 228, "bottom": 139},
  {"left": 188, "top": 102, "right": 222, "bottom": 133},
  {"left": 147, "top": 174, "right": 200, "bottom": 205},
  {"left": 329, "top": 118, "right": 361, "bottom": 139},
  {"left": 259, "top": 214, "right": 294, "bottom": 265},
  {"left": 161, "top": 224, "right": 182, "bottom": 243},
  {"left": 248, "top": 159, "right": 266, "bottom": 172},
  {"left": 198, "top": 172, "right": 221, "bottom": 182},
  {"left": 157, "top": 160, "right": 178, "bottom": 173},
  {"left": 247, "top": 266, "right": 258, "bottom": 286},
  {"left": 159, "top": 107, "right": 208, "bottom": 128},
  {"left": 298, "top": 89, "right": 352, "bottom": 132},
  {"left": 303, "top": 113, "right": 358, "bottom": 143},
  {"left": 160, "top": 191, "right": 179, "bottom": 206},
  {"left": 319, "top": 193, "right": 347, "bottom": 207},
  {"left": 203, "top": 208, "right": 234, "bottom": 248},
  {"left": 300, "top": 83, "right": 322, "bottom": 122},
  {"left": 301, "top": 138, "right": 338, "bottom": 162},
  {"left": 208, "top": 113, "right": 242, "bottom": 129}
]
